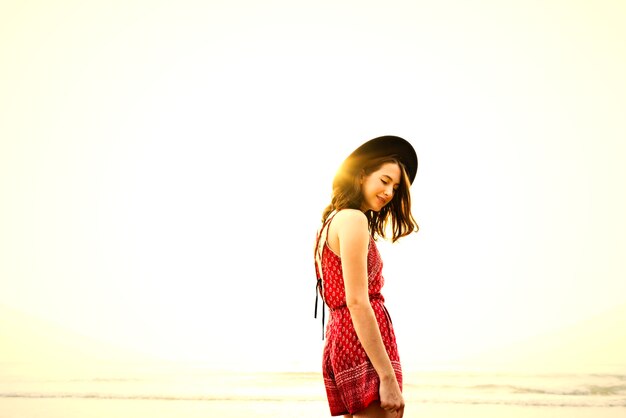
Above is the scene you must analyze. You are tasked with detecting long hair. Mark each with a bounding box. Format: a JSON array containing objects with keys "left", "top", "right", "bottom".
[{"left": 321, "top": 155, "right": 418, "bottom": 242}]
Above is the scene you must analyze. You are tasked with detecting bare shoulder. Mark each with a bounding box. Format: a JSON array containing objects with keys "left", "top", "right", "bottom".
[
  {"left": 334, "top": 208, "right": 367, "bottom": 223},
  {"left": 326, "top": 210, "right": 369, "bottom": 255},
  {"left": 333, "top": 209, "right": 368, "bottom": 234}
]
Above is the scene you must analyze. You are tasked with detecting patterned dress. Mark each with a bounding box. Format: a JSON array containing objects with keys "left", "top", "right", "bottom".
[{"left": 315, "top": 213, "right": 402, "bottom": 416}]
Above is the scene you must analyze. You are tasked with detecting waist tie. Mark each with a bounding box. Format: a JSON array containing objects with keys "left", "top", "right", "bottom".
[{"left": 315, "top": 293, "right": 393, "bottom": 340}]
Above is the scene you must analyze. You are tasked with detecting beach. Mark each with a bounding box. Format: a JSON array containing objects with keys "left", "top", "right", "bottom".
[
  {"left": 1, "top": 365, "right": 624, "bottom": 418},
  {"left": 3, "top": 397, "right": 626, "bottom": 418}
]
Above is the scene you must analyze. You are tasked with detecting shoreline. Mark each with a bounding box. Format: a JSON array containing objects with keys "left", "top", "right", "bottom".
[{"left": 1, "top": 398, "right": 625, "bottom": 418}]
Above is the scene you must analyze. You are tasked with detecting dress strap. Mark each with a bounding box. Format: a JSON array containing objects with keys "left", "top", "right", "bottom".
[{"left": 314, "top": 210, "right": 337, "bottom": 340}]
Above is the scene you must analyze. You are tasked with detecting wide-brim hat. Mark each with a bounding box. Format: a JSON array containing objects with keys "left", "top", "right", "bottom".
[{"left": 340, "top": 135, "right": 418, "bottom": 184}]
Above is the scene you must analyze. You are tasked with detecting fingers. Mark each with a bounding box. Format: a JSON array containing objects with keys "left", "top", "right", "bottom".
[
  {"left": 387, "top": 406, "right": 404, "bottom": 418},
  {"left": 380, "top": 402, "right": 404, "bottom": 415}
]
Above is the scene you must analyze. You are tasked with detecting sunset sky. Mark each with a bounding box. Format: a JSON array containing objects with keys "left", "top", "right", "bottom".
[{"left": 1, "top": 0, "right": 625, "bottom": 374}]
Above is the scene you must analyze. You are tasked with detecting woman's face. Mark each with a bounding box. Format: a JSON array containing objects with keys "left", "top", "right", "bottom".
[{"left": 359, "top": 162, "right": 401, "bottom": 212}]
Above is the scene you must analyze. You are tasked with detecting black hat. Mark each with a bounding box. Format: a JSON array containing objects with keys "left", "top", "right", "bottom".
[{"left": 341, "top": 135, "right": 418, "bottom": 184}]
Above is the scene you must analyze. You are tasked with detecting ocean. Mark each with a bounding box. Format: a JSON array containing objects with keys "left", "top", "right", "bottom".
[{"left": 1, "top": 362, "right": 625, "bottom": 417}]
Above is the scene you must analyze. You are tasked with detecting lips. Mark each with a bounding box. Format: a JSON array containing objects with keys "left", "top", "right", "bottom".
[{"left": 377, "top": 196, "right": 387, "bottom": 205}]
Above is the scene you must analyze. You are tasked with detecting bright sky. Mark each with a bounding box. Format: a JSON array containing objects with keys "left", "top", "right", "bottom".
[{"left": 1, "top": 0, "right": 625, "bottom": 374}]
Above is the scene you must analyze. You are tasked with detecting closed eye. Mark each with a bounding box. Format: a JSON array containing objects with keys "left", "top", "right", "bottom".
[{"left": 381, "top": 178, "right": 399, "bottom": 190}]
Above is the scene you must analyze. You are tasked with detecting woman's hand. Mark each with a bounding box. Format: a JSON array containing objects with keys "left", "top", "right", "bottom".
[{"left": 379, "top": 375, "right": 405, "bottom": 417}]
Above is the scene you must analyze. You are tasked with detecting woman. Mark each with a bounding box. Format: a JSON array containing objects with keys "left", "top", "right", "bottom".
[{"left": 314, "top": 135, "right": 418, "bottom": 418}]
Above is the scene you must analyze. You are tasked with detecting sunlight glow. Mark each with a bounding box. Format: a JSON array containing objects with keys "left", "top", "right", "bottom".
[{"left": 1, "top": 0, "right": 625, "bottom": 374}]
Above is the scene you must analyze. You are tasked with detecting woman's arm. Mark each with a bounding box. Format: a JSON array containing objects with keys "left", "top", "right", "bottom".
[{"left": 336, "top": 209, "right": 404, "bottom": 414}]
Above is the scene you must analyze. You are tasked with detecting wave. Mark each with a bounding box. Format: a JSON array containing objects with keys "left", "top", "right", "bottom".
[
  {"left": 3, "top": 371, "right": 626, "bottom": 408},
  {"left": 1, "top": 392, "right": 625, "bottom": 407},
  {"left": 0, "top": 392, "right": 321, "bottom": 403},
  {"left": 415, "top": 398, "right": 626, "bottom": 407},
  {"left": 405, "top": 382, "right": 626, "bottom": 396}
]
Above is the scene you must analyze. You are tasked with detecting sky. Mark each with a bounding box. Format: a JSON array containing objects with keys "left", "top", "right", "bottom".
[{"left": 1, "top": 0, "right": 625, "bottom": 374}]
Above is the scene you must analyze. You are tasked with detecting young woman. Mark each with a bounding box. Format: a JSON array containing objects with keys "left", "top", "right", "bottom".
[{"left": 314, "top": 135, "right": 418, "bottom": 418}]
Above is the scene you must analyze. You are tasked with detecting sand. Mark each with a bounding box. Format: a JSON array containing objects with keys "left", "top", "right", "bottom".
[{"left": 2, "top": 398, "right": 626, "bottom": 418}]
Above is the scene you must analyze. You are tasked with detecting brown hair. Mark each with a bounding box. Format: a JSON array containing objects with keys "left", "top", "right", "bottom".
[{"left": 321, "top": 155, "right": 418, "bottom": 242}]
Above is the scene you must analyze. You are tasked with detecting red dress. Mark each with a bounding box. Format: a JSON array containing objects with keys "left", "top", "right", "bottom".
[{"left": 315, "top": 213, "right": 402, "bottom": 416}]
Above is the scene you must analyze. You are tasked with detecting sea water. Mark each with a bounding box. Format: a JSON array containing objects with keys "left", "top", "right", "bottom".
[{"left": 1, "top": 362, "right": 625, "bottom": 417}]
